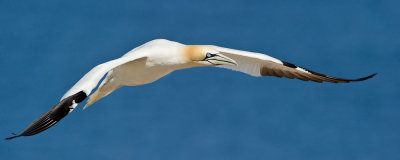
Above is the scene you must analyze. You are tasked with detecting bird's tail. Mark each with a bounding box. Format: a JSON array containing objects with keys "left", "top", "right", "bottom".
[{"left": 84, "top": 76, "right": 122, "bottom": 110}]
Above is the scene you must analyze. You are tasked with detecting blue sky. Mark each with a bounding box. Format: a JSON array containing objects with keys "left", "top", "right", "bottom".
[{"left": 0, "top": 0, "right": 399, "bottom": 160}]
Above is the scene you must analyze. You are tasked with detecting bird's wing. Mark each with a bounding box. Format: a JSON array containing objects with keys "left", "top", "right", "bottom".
[
  {"left": 211, "top": 45, "right": 376, "bottom": 83},
  {"left": 6, "top": 53, "right": 147, "bottom": 140}
]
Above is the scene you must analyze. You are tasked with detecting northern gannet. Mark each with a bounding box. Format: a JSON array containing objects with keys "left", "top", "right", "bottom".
[{"left": 5, "top": 39, "right": 376, "bottom": 140}]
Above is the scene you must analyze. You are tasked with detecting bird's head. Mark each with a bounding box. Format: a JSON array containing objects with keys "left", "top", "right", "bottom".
[{"left": 183, "top": 45, "right": 237, "bottom": 66}]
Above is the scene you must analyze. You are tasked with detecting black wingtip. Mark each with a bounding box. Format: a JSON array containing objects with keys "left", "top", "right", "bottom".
[
  {"left": 5, "top": 134, "right": 21, "bottom": 140},
  {"left": 5, "top": 91, "right": 88, "bottom": 140},
  {"left": 351, "top": 73, "right": 377, "bottom": 82}
]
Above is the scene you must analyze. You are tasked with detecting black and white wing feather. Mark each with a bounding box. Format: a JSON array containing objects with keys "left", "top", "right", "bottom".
[
  {"left": 5, "top": 91, "right": 87, "bottom": 140},
  {"left": 211, "top": 45, "right": 376, "bottom": 83},
  {"left": 5, "top": 53, "right": 147, "bottom": 140}
]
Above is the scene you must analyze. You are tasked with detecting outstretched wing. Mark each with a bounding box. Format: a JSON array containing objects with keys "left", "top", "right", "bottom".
[
  {"left": 6, "top": 53, "right": 147, "bottom": 140},
  {"left": 211, "top": 45, "right": 376, "bottom": 83}
]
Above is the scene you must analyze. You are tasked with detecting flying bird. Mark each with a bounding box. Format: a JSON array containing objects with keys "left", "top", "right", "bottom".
[{"left": 5, "top": 39, "right": 376, "bottom": 140}]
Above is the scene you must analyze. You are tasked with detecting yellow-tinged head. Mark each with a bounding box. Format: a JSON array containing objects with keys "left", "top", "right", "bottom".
[{"left": 183, "top": 45, "right": 237, "bottom": 66}]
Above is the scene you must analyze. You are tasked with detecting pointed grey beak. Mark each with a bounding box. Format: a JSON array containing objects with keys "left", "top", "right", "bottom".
[{"left": 206, "top": 53, "right": 238, "bottom": 66}]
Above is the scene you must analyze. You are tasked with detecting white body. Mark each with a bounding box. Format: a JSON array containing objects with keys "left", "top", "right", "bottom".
[
  {"left": 85, "top": 39, "right": 189, "bottom": 106},
  {"left": 115, "top": 40, "right": 185, "bottom": 86}
]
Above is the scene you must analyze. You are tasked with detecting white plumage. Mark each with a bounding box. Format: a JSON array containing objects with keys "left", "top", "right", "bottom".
[{"left": 6, "top": 39, "right": 375, "bottom": 140}]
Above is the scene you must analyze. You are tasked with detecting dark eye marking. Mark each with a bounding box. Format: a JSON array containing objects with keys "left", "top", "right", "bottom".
[{"left": 204, "top": 53, "right": 216, "bottom": 60}]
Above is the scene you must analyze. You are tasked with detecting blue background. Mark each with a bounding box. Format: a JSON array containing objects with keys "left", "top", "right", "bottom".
[{"left": 1, "top": 0, "right": 399, "bottom": 159}]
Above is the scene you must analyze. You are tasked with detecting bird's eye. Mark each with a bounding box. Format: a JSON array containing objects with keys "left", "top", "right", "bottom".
[{"left": 206, "top": 53, "right": 212, "bottom": 58}]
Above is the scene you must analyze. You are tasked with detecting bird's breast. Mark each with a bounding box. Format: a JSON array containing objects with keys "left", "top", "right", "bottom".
[{"left": 111, "top": 57, "right": 176, "bottom": 86}]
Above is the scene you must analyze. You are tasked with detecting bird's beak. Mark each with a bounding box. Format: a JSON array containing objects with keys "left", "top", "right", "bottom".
[{"left": 206, "top": 53, "right": 237, "bottom": 66}]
